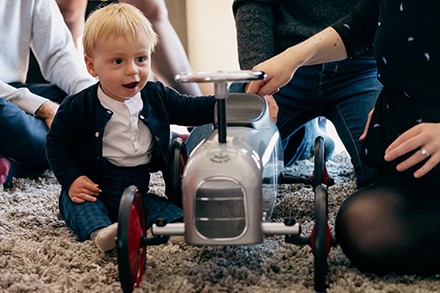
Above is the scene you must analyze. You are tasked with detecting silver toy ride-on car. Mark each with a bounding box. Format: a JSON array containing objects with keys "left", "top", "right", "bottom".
[{"left": 116, "top": 71, "right": 335, "bottom": 293}]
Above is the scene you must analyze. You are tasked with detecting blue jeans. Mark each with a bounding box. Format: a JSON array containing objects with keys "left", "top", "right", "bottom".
[
  {"left": 0, "top": 83, "right": 67, "bottom": 175},
  {"left": 275, "top": 59, "right": 382, "bottom": 188}
]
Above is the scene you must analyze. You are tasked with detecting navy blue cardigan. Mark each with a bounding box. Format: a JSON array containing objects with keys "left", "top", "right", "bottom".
[{"left": 46, "top": 81, "right": 216, "bottom": 192}]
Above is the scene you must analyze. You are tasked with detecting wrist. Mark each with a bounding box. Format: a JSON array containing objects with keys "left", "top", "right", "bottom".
[{"left": 36, "top": 100, "right": 58, "bottom": 119}]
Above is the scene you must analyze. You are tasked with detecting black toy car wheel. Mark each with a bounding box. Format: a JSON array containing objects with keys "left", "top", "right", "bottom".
[
  {"left": 167, "top": 137, "right": 187, "bottom": 208},
  {"left": 313, "top": 185, "right": 329, "bottom": 292},
  {"left": 313, "top": 136, "right": 326, "bottom": 188},
  {"left": 312, "top": 136, "right": 329, "bottom": 292}
]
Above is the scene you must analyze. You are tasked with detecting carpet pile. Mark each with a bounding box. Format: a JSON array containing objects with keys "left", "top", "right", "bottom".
[{"left": 1, "top": 152, "right": 439, "bottom": 292}]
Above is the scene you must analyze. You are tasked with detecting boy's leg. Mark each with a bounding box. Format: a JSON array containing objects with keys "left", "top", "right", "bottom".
[
  {"left": 142, "top": 193, "right": 183, "bottom": 229},
  {"left": 59, "top": 191, "right": 112, "bottom": 242}
]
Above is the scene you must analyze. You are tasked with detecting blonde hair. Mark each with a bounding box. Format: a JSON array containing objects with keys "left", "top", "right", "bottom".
[{"left": 83, "top": 3, "right": 158, "bottom": 55}]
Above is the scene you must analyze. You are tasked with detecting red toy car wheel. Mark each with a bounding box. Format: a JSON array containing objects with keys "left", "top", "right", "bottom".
[{"left": 116, "top": 185, "right": 146, "bottom": 293}]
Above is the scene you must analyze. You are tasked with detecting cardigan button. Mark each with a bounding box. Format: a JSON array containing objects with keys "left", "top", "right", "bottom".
[
  {"left": 139, "top": 115, "right": 145, "bottom": 120},
  {"left": 95, "top": 132, "right": 100, "bottom": 137}
]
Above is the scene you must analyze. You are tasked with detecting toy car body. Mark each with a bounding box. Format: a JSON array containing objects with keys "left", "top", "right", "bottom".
[
  {"left": 117, "top": 71, "right": 332, "bottom": 293},
  {"left": 180, "top": 92, "right": 284, "bottom": 245}
]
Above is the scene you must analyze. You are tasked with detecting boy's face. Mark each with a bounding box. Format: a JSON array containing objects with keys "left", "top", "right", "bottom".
[{"left": 85, "top": 35, "right": 152, "bottom": 102}]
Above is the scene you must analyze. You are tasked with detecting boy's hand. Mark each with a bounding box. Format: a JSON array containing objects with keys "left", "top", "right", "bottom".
[{"left": 68, "top": 175, "right": 101, "bottom": 203}]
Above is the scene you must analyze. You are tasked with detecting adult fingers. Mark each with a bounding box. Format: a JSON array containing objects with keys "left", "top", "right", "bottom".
[
  {"left": 264, "top": 95, "right": 279, "bottom": 123},
  {"left": 394, "top": 146, "right": 431, "bottom": 172},
  {"left": 246, "top": 79, "right": 266, "bottom": 95},
  {"left": 414, "top": 155, "right": 438, "bottom": 178},
  {"left": 392, "top": 144, "right": 438, "bottom": 178},
  {"left": 359, "top": 108, "right": 374, "bottom": 141},
  {"left": 385, "top": 124, "right": 423, "bottom": 156},
  {"left": 384, "top": 124, "right": 436, "bottom": 162}
]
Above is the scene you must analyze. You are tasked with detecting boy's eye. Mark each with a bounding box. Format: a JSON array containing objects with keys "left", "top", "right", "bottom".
[
  {"left": 114, "top": 58, "right": 123, "bottom": 65},
  {"left": 137, "top": 57, "right": 147, "bottom": 63}
]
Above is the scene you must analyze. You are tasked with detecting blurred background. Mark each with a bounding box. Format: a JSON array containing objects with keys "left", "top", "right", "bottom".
[{"left": 166, "top": 0, "right": 239, "bottom": 95}]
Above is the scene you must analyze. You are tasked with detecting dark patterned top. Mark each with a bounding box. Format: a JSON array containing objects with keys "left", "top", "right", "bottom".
[
  {"left": 332, "top": 0, "right": 440, "bottom": 186},
  {"left": 232, "top": 0, "right": 373, "bottom": 70}
]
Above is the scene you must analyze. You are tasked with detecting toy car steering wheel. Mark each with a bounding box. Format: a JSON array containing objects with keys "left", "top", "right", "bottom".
[{"left": 176, "top": 70, "right": 266, "bottom": 143}]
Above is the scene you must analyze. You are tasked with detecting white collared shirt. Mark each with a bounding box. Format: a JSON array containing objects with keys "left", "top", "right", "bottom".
[{"left": 97, "top": 86, "right": 153, "bottom": 166}]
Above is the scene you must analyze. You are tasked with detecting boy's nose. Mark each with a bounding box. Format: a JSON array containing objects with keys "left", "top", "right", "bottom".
[{"left": 125, "top": 62, "right": 138, "bottom": 75}]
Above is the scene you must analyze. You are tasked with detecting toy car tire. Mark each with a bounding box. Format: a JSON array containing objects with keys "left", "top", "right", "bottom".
[{"left": 116, "top": 185, "right": 147, "bottom": 293}]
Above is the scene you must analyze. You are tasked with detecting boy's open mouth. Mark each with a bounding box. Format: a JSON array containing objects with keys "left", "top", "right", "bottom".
[{"left": 123, "top": 82, "right": 139, "bottom": 89}]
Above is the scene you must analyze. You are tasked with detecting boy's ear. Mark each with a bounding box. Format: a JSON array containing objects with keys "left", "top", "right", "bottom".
[{"left": 84, "top": 54, "right": 98, "bottom": 77}]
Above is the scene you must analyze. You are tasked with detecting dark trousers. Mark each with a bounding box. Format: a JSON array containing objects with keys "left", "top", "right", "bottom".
[
  {"left": 59, "top": 163, "right": 183, "bottom": 241},
  {"left": 0, "top": 83, "right": 67, "bottom": 175}
]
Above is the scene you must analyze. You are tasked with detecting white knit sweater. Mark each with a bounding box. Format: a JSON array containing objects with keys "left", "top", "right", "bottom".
[{"left": 0, "top": 0, "right": 95, "bottom": 114}]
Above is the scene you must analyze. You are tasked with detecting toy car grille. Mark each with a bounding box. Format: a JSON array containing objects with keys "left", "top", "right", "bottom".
[{"left": 195, "top": 179, "right": 245, "bottom": 238}]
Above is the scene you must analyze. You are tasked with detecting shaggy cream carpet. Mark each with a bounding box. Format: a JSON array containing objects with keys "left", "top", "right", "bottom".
[{"left": 1, "top": 152, "right": 439, "bottom": 293}]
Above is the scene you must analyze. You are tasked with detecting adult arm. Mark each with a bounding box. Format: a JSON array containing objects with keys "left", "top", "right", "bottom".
[
  {"left": 31, "top": 0, "right": 95, "bottom": 95},
  {"left": 0, "top": 81, "right": 59, "bottom": 128},
  {"left": 0, "top": 82, "right": 49, "bottom": 115},
  {"left": 0, "top": 0, "right": 93, "bottom": 116},
  {"left": 247, "top": 27, "right": 348, "bottom": 96},
  {"left": 247, "top": 0, "right": 379, "bottom": 96}
]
